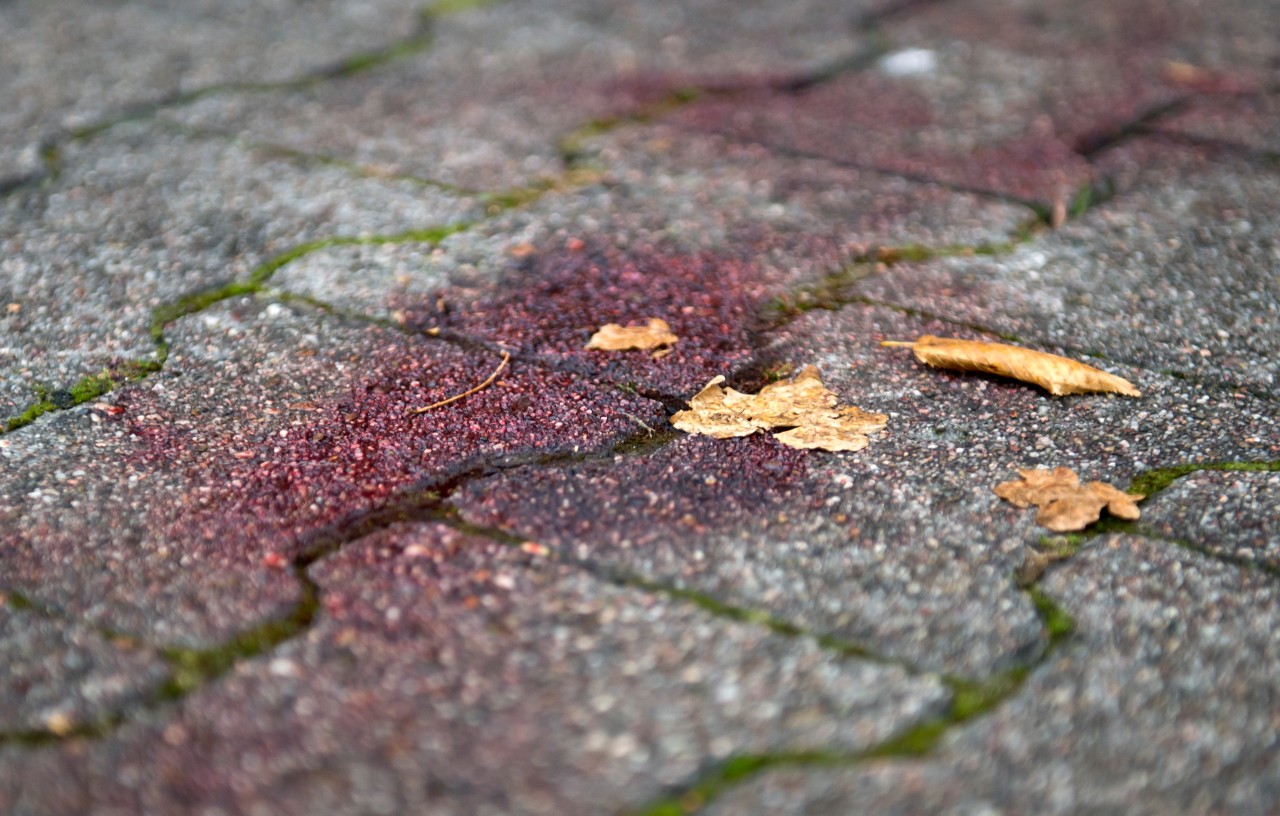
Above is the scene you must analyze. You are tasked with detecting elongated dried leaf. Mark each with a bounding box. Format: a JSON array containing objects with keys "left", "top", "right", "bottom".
[
  {"left": 882, "top": 335, "right": 1140, "bottom": 397},
  {"left": 671, "top": 366, "right": 886, "bottom": 451},
  {"left": 995, "top": 467, "right": 1144, "bottom": 532},
  {"left": 586, "top": 318, "right": 678, "bottom": 351}
]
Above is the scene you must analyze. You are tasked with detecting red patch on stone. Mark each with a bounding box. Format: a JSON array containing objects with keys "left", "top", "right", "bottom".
[
  {"left": 125, "top": 334, "right": 665, "bottom": 563},
  {"left": 668, "top": 75, "right": 1096, "bottom": 205},
  {"left": 450, "top": 434, "right": 811, "bottom": 554},
  {"left": 402, "top": 245, "right": 791, "bottom": 396}
]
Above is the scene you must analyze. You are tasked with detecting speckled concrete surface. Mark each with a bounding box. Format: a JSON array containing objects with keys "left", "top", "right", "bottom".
[{"left": 2, "top": 0, "right": 1278, "bottom": 814}]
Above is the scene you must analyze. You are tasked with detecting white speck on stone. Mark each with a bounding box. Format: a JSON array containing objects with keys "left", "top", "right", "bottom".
[
  {"left": 268, "top": 658, "right": 299, "bottom": 677},
  {"left": 878, "top": 48, "right": 937, "bottom": 77}
]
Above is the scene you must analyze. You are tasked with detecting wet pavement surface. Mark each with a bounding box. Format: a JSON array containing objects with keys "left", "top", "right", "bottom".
[{"left": 2, "top": 1, "right": 1278, "bottom": 814}]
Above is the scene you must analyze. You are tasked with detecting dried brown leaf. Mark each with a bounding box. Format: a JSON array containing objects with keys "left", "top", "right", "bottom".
[
  {"left": 586, "top": 318, "right": 678, "bottom": 351},
  {"left": 670, "top": 366, "right": 887, "bottom": 451},
  {"left": 994, "top": 467, "right": 1145, "bottom": 532},
  {"left": 992, "top": 466, "right": 1081, "bottom": 508},
  {"left": 882, "top": 335, "right": 1140, "bottom": 397}
]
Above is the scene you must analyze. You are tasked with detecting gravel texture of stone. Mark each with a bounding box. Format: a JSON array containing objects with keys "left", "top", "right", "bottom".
[{"left": 2, "top": 0, "right": 1279, "bottom": 814}]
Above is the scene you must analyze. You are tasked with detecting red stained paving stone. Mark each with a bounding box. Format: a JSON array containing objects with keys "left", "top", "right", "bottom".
[
  {"left": 453, "top": 434, "right": 813, "bottom": 547},
  {"left": 664, "top": 0, "right": 1279, "bottom": 207},
  {"left": 889, "top": 0, "right": 1280, "bottom": 72},
  {"left": 1, "top": 299, "right": 662, "bottom": 646},
  {"left": 668, "top": 64, "right": 1096, "bottom": 206},
  {"left": 130, "top": 304, "right": 666, "bottom": 564},
  {"left": 1152, "top": 91, "right": 1280, "bottom": 154},
  {"left": 0, "top": 523, "right": 946, "bottom": 816},
  {"left": 402, "top": 245, "right": 793, "bottom": 397}
]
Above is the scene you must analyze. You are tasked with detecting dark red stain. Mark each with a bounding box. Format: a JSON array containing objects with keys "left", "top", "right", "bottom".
[
  {"left": 402, "top": 245, "right": 792, "bottom": 396},
  {"left": 124, "top": 331, "right": 665, "bottom": 563},
  {"left": 114, "top": 240, "right": 831, "bottom": 578},
  {"left": 667, "top": 74, "right": 1098, "bottom": 205},
  {"left": 450, "top": 434, "right": 811, "bottom": 555}
]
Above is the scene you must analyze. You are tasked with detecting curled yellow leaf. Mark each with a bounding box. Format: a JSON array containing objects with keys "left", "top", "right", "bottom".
[{"left": 882, "top": 335, "right": 1140, "bottom": 397}]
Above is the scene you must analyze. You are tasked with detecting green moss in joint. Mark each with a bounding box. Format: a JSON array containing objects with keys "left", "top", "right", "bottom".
[
  {"left": 3, "top": 358, "right": 164, "bottom": 433},
  {"left": 160, "top": 571, "right": 319, "bottom": 698},
  {"left": 1027, "top": 586, "right": 1075, "bottom": 645},
  {"left": 1127, "top": 460, "right": 1280, "bottom": 498}
]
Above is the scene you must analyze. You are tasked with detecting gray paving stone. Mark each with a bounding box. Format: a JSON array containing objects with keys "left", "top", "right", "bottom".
[
  {"left": 0, "top": 123, "right": 472, "bottom": 419},
  {"left": 706, "top": 535, "right": 1280, "bottom": 815},
  {"left": 1141, "top": 470, "right": 1280, "bottom": 570},
  {"left": 0, "top": 602, "right": 168, "bottom": 735},
  {"left": 271, "top": 123, "right": 1030, "bottom": 333},
  {"left": 162, "top": 0, "right": 883, "bottom": 193},
  {"left": 0, "top": 523, "right": 948, "bottom": 816},
  {"left": 0, "top": 0, "right": 425, "bottom": 180},
  {"left": 852, "top": 148, "right": 1280, "bottom": 395}
]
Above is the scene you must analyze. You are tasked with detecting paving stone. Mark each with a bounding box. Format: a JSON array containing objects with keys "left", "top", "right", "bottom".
[
  {"left": 0, "top": 298, "right": 662, "bottom": 646},
  {"left": 1154, "top": 91, "right": 1280, "bottom": 155},
  {"left": 0, "top": 0, "right": 425, "bottom": 180},
  {"left": 664, "top": 40, "right": 1163, "bottom": 208},
  {"left": 0, "top": 523, "right": 948, "bottom": 816},
  {"left": 163, "top": 0, "right": 882, "bottom": 193},
  {"left": 452, "top": 301, "right": 1279, "bottom": 678},
  {"left": 666, "top": 0, "right": 1279, "bottom": 207},
  {"left": 0, "top": 123, "right": 472, "bottom": 420},
  {"left": 0, "top": 602, "right": 168, "bottom": 736},
  {"left": 852, "top": 147, "right": 1280, "bottom": 395},
  {"left": 3, "top": 0, "right": 1278, "bottom": 813},
  {"left": 274, "top": 125, "right": 1028, "bottom": 398},
  {"left": 1141, "top": 470, "right": 1280, "bottom": 571},
  {"left": 888, "top": 0, "right": 1280, "bottom": 77},
  {"left": 705, "top": 535, "right": 1280, "bottom": 815}
]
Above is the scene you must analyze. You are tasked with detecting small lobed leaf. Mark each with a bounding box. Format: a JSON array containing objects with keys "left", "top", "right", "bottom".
[
  {"left": 585, "top": 318, "right": 679, "bottom": 352},
  {"left": 994, "top": 467, "right": 1145, "bottom": 532},
  {"left": 882, "top": 335, "right": 1140, "bottom": 397}
]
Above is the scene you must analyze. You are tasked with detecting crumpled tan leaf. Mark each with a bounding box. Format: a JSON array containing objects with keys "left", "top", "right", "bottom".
[
  {"left": 670, "top": 366, "right": 887, "bottom": 451},
  {"left": 994, "top": 467, "right": 1144, "bottom": 531},
  {"left": 882, "top": 335, "right": 1140, "bottom": 397},
  {"left": 586, "top": 318, "right": 678, "bottom": 353}
]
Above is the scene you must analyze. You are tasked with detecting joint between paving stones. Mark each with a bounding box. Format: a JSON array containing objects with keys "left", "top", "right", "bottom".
[
  {"left": 1135, "top": 129, "right": 1280, "bottom": 169},
  {"left": 0, "top": 99, "right": 621, "bottom": 436},
  {"left": 1, "top": 0, "right": 504, "bottom": 207},
  {"left": 1, "top": 223, "right": 474, "bottom": 435},
  {"left": 64, "top": 4, "right": 441, "bottom": 145},
  {"left": 0, "top": 567, "right": 318, "bottom": 748},
  {"left": 621, "top": 566, "right": 1077, "bottom": 816},
  {"left": 618, "top": 439, "right": 1280, "bottom": 815}
]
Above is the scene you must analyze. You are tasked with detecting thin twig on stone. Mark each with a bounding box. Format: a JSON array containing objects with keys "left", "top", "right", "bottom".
[{"left": 408, "top": 351, "right": 510, "bottom": 414}]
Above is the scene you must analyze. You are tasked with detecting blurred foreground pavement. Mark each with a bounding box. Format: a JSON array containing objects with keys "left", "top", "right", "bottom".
[{"left": 2, "top": 1, "right": 1278, "bottom": 813}]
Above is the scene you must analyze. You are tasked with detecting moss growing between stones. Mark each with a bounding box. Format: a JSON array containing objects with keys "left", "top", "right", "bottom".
[
  {"left": 626, "top": 569, "right": 1078, "bottom": 816},
  {"left": 4, "top": 223, "right": 471, "bottom": 434},
  {"left": 4, "top": 359, "right": 164, "bottom": 433},
  {"left": 1127, "top": 460, "right": 1280, "bottom": 499},
  {"left": 159, "top": 570, "right": 320, "bottom": 697},
  {"left": 0, "top": 569, "right": 319, "bottom": 747}
]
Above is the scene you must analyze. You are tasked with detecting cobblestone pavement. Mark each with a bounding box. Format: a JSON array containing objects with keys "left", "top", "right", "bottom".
[{"left": 2, "top": 1, "right": 1278, "bottom": 814}]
